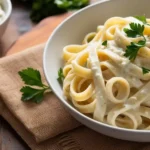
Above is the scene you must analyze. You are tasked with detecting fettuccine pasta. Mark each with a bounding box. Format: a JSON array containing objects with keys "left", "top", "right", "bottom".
[{"left": 62, "top": 16, "right": 150, "bottom": 130}]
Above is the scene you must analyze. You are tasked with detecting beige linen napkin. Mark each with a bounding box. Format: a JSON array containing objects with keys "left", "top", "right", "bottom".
[{"left": 0, "top": 44, "right": 149, "bottom": 150}]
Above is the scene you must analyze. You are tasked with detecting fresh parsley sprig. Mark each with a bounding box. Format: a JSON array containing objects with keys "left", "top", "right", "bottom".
[
  {"left": 19, "top": 68, "right": 51, "bottom": 103},
  {"left": 134, "top": 16, "right": 150, "bottom": 26},
  {"left": 124, "top": 23, "right": 145, "bottom": 38},
  {"left": 142, "top": 67, "right": 150, "bottom": 74},
  {"left": 123, "top": 22, "right": 146, "bottom": 61},
  {"left": 124, "top": 40, "right": 146, "bottom": 60},
  {"left": 57, "top": 68, "right": 64, "bottom": 84}
]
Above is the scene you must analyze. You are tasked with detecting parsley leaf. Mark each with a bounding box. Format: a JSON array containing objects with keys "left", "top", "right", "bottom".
[
  {"left": 124, "top": 23, "right": 144, "bottom": 38},
  {"left": 134, "top": 16, "right": 147, "bottom": 24},
  {"left": 19, "top": 68, "right": 51, "bottom": 103},
  {"left": 19, "top": 68, "right": 43, "bottom": 87},
  {"left": 55, "top": 0, "right": 89, "bottom": 9},
  {"left": 57, "top": 68, "right": 64, "bottom": 84},
  {"left": 20, "top": 86, "right": 46, "bottom": 103},
  {"left": 124, "top": 40, "right": 146, "bottom": 60},
  {"left": 134, "top": 16, "right": 150, "bottom": 26},
  {"left": 142, "top": 67, "right": 150, "bottom": 74},
  {"left": 133, "top": 40, "right": 146, "bottom": 46},
  {"left": 102, "top": 40, "right": 107, "bottom": 46}
]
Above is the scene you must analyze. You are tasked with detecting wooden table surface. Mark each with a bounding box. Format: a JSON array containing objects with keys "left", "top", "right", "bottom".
[{"left": 0, "top": 0, "right": 97, "bottom": 149}]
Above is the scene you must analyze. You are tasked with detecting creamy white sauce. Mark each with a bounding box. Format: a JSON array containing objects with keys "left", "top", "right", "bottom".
[
  {"left": 89, "top": 44, "right": 107, "bottom": 121},
  {"left": 64, "top": 16, "right": 150, "bottom": 130},
  {"left": 107, "top": 40, "right": 125, "bottom": 56}
]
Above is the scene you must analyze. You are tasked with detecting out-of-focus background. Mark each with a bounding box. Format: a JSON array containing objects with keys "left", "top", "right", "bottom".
[
  {"left": 0, "top": 0, "right": 32, "bottom": 56},
  {"left": 1, "top": 0, "right": 95, "bottom": 56}
]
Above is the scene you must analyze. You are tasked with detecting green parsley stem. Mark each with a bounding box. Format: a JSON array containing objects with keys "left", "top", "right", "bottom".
[
  {"left": 45, "top": 88, "right": 50, "bottom": 92},
  {"left": 42, "top": 84, "right": 49, "bottom": 88},
  {"left": 143, "top": 35, "right": 146, "bottom": 42},
  {"left": 45, "top": 87, "right": 50, "bottom": 90}
]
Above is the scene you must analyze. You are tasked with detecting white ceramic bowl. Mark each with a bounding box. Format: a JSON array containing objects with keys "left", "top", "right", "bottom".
[
  {"left": 0, "top": 0, "right": 12, "bottom": 38},
  {"left": 44, "top": 0, "right": 150, "bottom": 142}
]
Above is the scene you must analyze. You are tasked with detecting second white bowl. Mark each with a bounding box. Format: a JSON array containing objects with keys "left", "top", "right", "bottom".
[{"left": 0, "top": 0, "right": 12, "bottom": 38}]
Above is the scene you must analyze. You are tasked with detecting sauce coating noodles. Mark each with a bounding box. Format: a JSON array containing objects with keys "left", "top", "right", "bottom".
[{"left": 62, "top": 17, "right": 150, "bottom": 130}]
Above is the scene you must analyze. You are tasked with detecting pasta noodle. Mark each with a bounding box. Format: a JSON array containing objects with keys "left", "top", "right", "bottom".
[{"left": 62, "top": 16, "right": 150, "bottom": 130}]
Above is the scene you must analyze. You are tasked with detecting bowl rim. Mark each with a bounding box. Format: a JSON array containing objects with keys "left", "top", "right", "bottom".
[
  {"left": 43, "top": 0, "right": 150, "bottom": 134},
  {"left": 0, "top": 0, "right": 12, "bottom": 25}
]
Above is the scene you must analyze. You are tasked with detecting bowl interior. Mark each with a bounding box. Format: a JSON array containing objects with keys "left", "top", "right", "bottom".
[
  {"left": 0, "top": 0, "right": 12, "bottom": 25},
  {"left": 44, "top": 0, "right": 150, "bottom": 140}
]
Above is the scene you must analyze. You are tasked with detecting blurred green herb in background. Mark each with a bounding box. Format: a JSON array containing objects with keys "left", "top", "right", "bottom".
[
  {"left": 19, "top": 0, "right": 89, "bottom": 23},
  {"left": 55, "top": 0, "right": 89, "bottom": 9},
  {"left": 30, "top": 0, "right": 66, "bottom": 22}
]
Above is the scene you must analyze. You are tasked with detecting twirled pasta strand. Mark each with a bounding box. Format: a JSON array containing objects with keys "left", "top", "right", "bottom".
[{"left": 62, "top": 16, "right": 150, "bottom": 130}]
